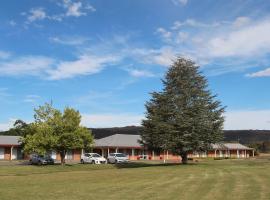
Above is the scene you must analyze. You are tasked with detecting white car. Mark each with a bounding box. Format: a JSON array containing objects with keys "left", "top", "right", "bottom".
[
  {"left": 81, "top": 153, "right": 107, "bottom": 164},
  {"left": 107, "top": 153, "right": 129, "bottom": 164}
]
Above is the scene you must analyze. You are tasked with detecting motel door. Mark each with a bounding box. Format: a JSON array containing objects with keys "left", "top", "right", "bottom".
[{"left": 0, "top": 148, "right": 4, "bottom": 159}]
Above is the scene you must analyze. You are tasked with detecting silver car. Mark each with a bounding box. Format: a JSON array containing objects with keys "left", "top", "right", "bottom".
[
  {"left": 107, "top": 153, "right": 129, "bottom": 164},
  {"left": 81, "top": 153, "right": 107, "bottom": 164}
]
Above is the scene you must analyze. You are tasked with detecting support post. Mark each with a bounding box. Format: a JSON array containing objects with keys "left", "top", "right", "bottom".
[
  {"left": 252, "top": 150, "right": 255, "bottom": 157},
  {"left": 166, "top": 150, "right": 169, "bottom": 159},
  {"left": 163, "top": 150, "right": 166, "bottom": 163},
  {"left": 214, "top": 150, "right": 217, "bottom": 158},
  {"left": 10, "top": 146, "right": 13, "bottom": 161},
  {"left": 237, "top": 150, "right": 239, "bottom": 158},
  {"left": 81, "top": 149, "right": 84, "bottom": 158},
  {"left": 101, "top": 149, "right": 104, "bottom": 157},
  {"left": 152, "top": 150, "right": 155, "bottom": 160},
  {"left": 115, "top": 148, "right": 118, "bottom": 153}
]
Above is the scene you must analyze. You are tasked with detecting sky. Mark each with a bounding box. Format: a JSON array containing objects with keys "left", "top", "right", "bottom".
[{"left": 0, "top": 0, "right": 270, "bottom": 130}]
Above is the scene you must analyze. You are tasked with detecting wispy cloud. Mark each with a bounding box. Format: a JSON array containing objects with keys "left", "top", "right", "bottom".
[
  {"left": 24, "top": 95, "right": 41, "bottom": 103},
  {"left": 0, "top": 56, "right": 54, "bottom": 76},
  {"left": 47, "top": 54, "right": 120, "bottom": 80},
  {"left": 154, "top": 17, "right": 270, "bottom": 75},
  {"left": 27, "top": 8, "right": 46, "bottom": 23},
  {"left": 127, "top": 69, "right": 155, "bottom": 78},
  {"left": 23, "top": 0, "right": 95, "bottom": 25},
  {"left": 171, "top": 0, "right": 188, "bottom": 6},
  {"left": 49, "top": 36, "right": 89, "bottom": 46},
  {"left": 246, "top": 68, "right": 270, "bottom": 77},
  {"left": 0, "top": 51, "right": 11, "bottom": 59},
  {"left": 171, "top": 19, "right": 221, "bottom": 30}
]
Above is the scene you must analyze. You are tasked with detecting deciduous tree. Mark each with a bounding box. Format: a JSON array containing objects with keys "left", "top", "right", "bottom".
[{"left": 22, "top": 103, "right": 93, "bottom": 165}]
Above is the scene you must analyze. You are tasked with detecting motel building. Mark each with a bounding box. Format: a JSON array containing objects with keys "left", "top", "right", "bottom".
[{"left": 0, "top": 134, "right": 254, "bottom": 161}]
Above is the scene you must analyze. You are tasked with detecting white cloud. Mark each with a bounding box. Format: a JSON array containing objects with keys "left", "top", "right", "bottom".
[
  {"left": 81, "top": 113, "right": 143, "bottom": 128},
  {"left": 176, "top": 32, "right": 189, "bottom": 43},
  {"left": 128, "top": 69, "right": 155, "bottom": 78},
  {"left": 23, "top": 1, "right": 95, "bottom": 24},
  {"left": 49, "top": 36, "right": 89, "bottom": 46},
  {"left": 130, "top": 47, "right": 176, "bottom": 67},
  {"left": 171, "top": 19, "right": 220, "bottom": 30},
  {"left": 27, "top": 8, "right": 46, "bottom": 23},
  {"left": 62, "top": 0, "right": 95, "bottom": 17},
  {"left": 47, "top": 54, "right": 120, "bottom": 80},
  {"left": 225, "top": 110, "right": 270, "bottom": 130},
  {"left": 207, "top": 19, "right": 270, "bottom": 58},
  {"left": 154, "top": 17, "right": 270, "bottom": 75},
  {"left": 246, "top": 68, "right": 270, "bottom": 77},
  {"left": 0, "top": 56, "right": 54, "bottom": 76},
  {"left": 172, "top": 0, "right": 188, "bottom": 6},
  {"left": 152, "top": 47, "right": 176, "bottom": 66},
  {"left": 66, "top": 2, "right": 86, "bottom": 17},
  {"left": 156, "top": 27, "right": 172, "bottom": 41}
]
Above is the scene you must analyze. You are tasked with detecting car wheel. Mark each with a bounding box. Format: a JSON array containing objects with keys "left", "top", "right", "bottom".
[
  {"left": 91, "top": 160, "right": 95, "bottom": 164},
  {"left": 81, "top": 159, "right": 84, "bottom": 164},
  {"left": 115, "top": 159, "right": 118, "bottom": 164}
]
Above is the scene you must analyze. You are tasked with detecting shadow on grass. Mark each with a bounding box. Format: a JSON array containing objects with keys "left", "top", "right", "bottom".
[{"left": 115, "top": 161, "right": 197, "bottom": 169}]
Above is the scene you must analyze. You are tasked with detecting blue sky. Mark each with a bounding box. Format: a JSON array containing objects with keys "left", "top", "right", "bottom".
[{"left": 0, "top": 0, "right": 270, "bottom": 130}]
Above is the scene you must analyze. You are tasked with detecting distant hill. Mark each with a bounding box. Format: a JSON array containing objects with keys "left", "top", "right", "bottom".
[
  {"left": 91, "top": 126, "right": 143, "bottom": 139},
  {"left": 223, "top": 130, "right": 270, "bottom": 144},
  {"left": 91, "top": 127, "right": 270, "bottom": 144},
  {"left": 2, "top": 126, "right": 270, "bottom": 144}
]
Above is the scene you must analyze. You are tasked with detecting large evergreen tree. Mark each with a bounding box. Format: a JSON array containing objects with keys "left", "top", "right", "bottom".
[{"left": 141, "top": 58, "right": 225, "bottom": 164}]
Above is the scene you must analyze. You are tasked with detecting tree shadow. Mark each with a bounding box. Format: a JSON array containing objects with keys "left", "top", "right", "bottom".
[{"left": 115, "top": 161, "right": 197, "bottom": 169}]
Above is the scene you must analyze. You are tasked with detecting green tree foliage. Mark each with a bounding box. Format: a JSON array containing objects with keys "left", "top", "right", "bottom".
[
  {"left": 21, "top": 103, "right": 94, "bottom": 165},
  {"left": 141, "top": 58, "right": 225, "bottom": 164},
  {"left": 1, "top": 120, "right": 29, "bottom": 136}
]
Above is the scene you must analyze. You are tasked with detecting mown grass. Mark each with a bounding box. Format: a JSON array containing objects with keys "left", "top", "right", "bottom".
[{"left": 0, "top": 158, "right": 270, "bottom": 200}]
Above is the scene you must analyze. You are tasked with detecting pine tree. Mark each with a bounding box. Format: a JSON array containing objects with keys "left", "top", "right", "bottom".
[{"left": 141, "top": 58, "right": 225, "bottom": 164}]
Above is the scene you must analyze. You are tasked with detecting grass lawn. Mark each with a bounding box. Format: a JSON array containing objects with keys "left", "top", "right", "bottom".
[{"left": 0, "top": 158, "right": 270, "bottom": 200}]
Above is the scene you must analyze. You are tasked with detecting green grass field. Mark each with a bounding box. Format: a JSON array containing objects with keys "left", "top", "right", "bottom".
[{"left": 0, "top": 158, "right": 270, "bottom": 200}]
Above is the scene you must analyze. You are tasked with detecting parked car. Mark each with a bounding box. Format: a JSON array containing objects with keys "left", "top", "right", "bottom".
[
  {"left": 107, "top": 153, "right": 129, "bottom": 164},
  {"left": 81, "top": 153, "right": 107, "bottom": 164},
  {"left": 29, "top": 154, "right": 54, "bottom": 165}
]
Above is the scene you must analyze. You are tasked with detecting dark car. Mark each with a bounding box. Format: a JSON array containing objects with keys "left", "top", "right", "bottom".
[{"left": 29, "top": 154, "right": 54, "bottom": 165}]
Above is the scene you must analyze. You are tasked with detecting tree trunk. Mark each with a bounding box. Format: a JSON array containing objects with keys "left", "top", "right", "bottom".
[
  {"left": 181, "top": 152, "right": 188, "bottom": 164},
  {"left": 60, "top": 150, "right": 66, "bottom": 166}
]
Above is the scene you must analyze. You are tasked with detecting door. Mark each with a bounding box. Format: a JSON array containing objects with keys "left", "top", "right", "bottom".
[{"left": 0, "top": 148, "right": 4, "bottom": 159}]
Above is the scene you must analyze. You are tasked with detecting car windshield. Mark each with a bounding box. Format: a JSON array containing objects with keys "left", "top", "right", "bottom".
[
  {"left": 44, "top": 155, "right": 52, "bottom": 159},
  {"left": 115, "top": 153, "right": 126, "bottom": 157},
  {"left": 92, "top": 153, "right": 101, "bottom": 157}
]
